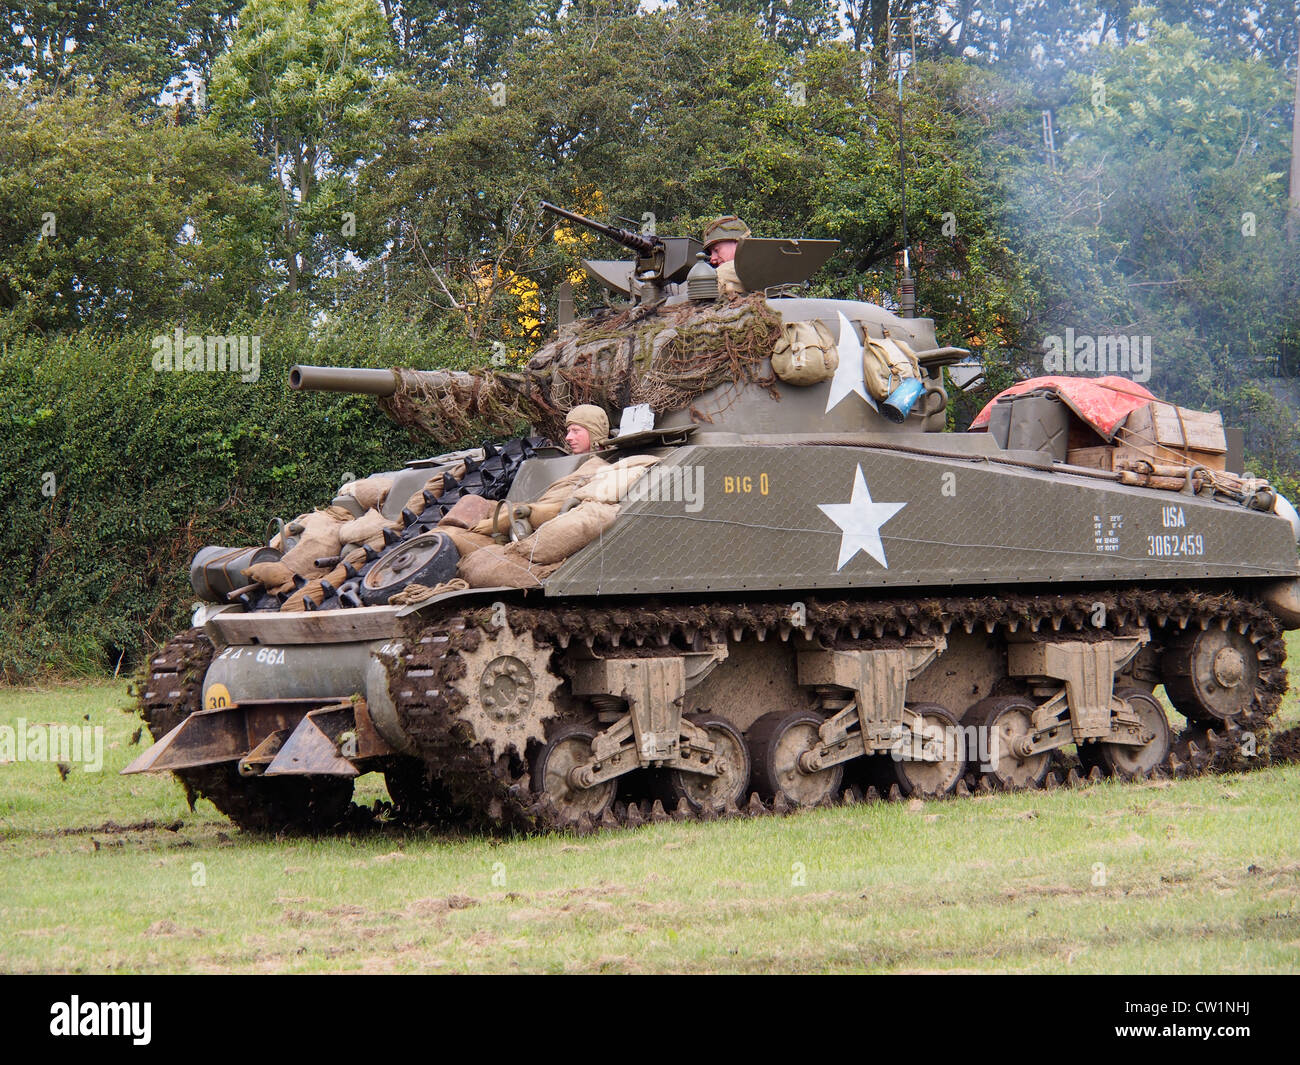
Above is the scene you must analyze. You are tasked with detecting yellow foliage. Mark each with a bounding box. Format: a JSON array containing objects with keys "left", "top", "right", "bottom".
[
  {"left": 467, "top": 262, "right": 541, "bottom": 362},
  {"left": 550, "top": 185, "right": 607, "bottom": 258}
]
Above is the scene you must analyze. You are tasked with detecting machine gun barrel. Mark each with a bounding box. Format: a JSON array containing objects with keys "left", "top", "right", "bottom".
[{"left": 540, "top": 200, "right": 660, "bottom": 256}]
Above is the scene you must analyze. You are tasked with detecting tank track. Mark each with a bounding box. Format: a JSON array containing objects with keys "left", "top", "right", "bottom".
[
  {"left": 135, "top": 586, "right": 1288, "bottom": 836},
  {"left": 134, "top": 630, "right": 353, "bottom": 833},
  {"left": 386, "top": 585, "right": 1289, "bottom": 834}
]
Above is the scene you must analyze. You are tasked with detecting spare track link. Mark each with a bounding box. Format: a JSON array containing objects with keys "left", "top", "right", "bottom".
[{"left": 388, "top": 587, "right": 1288, "bottom": 835}]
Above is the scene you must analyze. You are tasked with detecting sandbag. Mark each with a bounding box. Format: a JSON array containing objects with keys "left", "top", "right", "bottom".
[
  {"left": 533, "top": 457, "right": 610, "bottom": 506},
  {"left": 279, "top": 509, "right": 346, "bottom": 578},
  {"left": 440, "top": 527, "right": 496, "bottom": 557},
  {"left": 396, "top": 469, "right": 457, "bottom": 521},
  {"left": 339, "top": 475, "right": 393, "bottom": 511},
  {"left": 280, "top": 579, "right": 326, "bottom": 612},
  {"left": 459, "top": 545, "right": 561, "bottom": 589},
  {"left": 572, "top": 455, "right": 659, "bottom": 504},
  {"left": 471, "top": 456, "right": 614, "bottom": 536},
  {"left": 438, "top": 493, "right": 496, "bottom": 530},
  {"left": 510, "top": 501, "right": 620, "bottom": 566},
  {"left": 243, "top": 560, "right": 293, "bottom": 588},
  {"left": 339, "top": 508, "right": 400, "bottom": 551},
  {"left": 771, "top": 319, "right": 839, "bottom": 385}
]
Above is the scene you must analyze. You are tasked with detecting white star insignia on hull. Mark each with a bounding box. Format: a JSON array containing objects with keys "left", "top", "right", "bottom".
[{"left": 818, "top": 464, "right": 907, "bottom": 570}]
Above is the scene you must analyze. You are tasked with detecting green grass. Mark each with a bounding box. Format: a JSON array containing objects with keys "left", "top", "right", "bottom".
[{"left": 1, "top": 639, "right": 1299, "bottom": 974}]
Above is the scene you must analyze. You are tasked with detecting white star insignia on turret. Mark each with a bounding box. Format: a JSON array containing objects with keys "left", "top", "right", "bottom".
[
  {"left": 818, "top": 464, "right": 907, "bottom": 570},
  {"left": 824, "top": 311, "right": 877, "bottom": 414}
]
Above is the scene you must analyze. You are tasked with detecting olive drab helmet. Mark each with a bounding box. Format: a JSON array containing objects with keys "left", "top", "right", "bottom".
[{"left": 702, "top": 215, "right": 752, "bottom": 249}]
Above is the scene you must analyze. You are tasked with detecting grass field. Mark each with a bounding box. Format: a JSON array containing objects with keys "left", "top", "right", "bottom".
[{"left": 2, "top": 642, "right": 1299, "bottom": 974}]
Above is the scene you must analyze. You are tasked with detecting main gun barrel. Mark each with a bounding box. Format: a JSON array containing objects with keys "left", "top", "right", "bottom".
[
  {"left": 540, "top": 200, "right": 660, "bottom": 256},
  {"left": 289, "top": 365, "right": 402, "bottom": 396}
]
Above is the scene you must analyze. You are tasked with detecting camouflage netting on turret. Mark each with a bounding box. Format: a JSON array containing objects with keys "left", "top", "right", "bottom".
[{"left": 378, "top": 294, "right": 784, "bottom": 442}]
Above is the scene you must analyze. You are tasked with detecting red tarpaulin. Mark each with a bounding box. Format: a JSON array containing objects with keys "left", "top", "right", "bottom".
[{"left": 969, "top": 376, "right": 1157, "bottom": 441}]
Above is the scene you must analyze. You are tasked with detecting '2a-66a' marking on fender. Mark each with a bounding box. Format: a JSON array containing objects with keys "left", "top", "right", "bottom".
[{"left": 216, "top": 646, "right": 286, "bottom": 665}]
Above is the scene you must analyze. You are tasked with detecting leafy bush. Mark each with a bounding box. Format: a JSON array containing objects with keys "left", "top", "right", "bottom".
[{"left": 0, "top": 310, "right": 485, "bottom": 681}]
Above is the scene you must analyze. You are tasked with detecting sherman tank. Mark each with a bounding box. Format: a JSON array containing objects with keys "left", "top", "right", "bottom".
[{"left": 126, "top": 204, "right": 1300, "bottom": 833}]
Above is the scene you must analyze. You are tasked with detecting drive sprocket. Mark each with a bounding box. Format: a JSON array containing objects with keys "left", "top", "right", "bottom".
[{"left": 444, "top": 621, "right": 561, "bottom": 760}]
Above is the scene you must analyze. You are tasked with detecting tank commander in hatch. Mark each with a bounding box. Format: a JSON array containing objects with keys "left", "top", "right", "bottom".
[
  {"left": 565, "top": 404, "right": 610, "bottom": 455},
  {"left": 703, "top": 215, "right": 752, "bottom": 298}
]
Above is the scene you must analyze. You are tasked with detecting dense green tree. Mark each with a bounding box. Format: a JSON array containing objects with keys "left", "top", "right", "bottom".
[
  {"left": 2, "top": 1, "right": 242, "bottom": 93},
  {"left": 380, "top": 0, "right": 561, "bottom": 80},
  {"left": 1146, "top": 1, "right": 1300, "bottom": 72},
  {"left": 1055, "top": 19, "right": 1293, "bottom": 398},
  {"left": 209, "top": 0, "right": 395, "bottom": 296},
  {"left": 0, "top": 84, "right": 274, "bottom": 332}
]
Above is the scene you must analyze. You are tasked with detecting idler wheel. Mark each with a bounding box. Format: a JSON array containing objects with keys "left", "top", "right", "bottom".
[
  {"left": 1162, "top": 627, "right": 1259, "bottom": 723},
  {"left": 748, "top": 710, "right": 843, "bottom": 807},
  {"left": 966, "top": 696, "right": 1051, "bottom": 790},
  {"left": 867, "top": 703, "right": 966, "bottom": 798},
  {"left": 530, "top": 722, "right": 615, "bottom": 822},
  {"left": 661, "top": 713, "right": 751, "bottom": 812},
  {"left": 1077, "top": 688, "right": 1171, "bottom": 779}
]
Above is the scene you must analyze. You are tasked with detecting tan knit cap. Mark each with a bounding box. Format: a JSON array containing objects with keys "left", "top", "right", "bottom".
[{"left": 565, "top": 404, "right": 610, "bottom": 447}]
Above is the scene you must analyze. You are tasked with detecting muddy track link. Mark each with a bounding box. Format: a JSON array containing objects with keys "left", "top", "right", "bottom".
[
  {"left": 134, "top": 630, "right": 353, "bottom": 833},
  {"left": 385, "top": 586, "right": 1288, "bottom": 835}
]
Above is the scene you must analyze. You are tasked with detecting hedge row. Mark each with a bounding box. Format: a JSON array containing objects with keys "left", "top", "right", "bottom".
[{"left": 0, "top": 312, "right": 485, "bottom": 681}]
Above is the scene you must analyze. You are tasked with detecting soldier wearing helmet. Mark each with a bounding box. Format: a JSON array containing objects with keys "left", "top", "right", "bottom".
[
  {"left": 702, "top": 215, "right": 751, "bottom": 297},
  {"left": 564, "top": 404, "right": 610, "bottom": 454}
]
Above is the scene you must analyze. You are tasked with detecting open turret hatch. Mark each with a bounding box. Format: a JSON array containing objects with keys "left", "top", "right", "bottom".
[{"left": 733, "top": 238, "right": 839, "bottom": 291}]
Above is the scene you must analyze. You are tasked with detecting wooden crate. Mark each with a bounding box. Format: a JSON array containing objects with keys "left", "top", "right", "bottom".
[
  {"left": 1066, "top": 446, "right": 1115, "bottom": 470},
  {"left": 1117, "top": 401, "right": 1226, "bottom": 471}
]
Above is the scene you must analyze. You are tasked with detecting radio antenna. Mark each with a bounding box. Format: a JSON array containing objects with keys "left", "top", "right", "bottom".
[{"left": 889, "top": 14, "right": 916, "bottom": 318}]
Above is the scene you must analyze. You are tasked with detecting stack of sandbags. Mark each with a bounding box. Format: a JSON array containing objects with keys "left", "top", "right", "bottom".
[
  {"left": 455, "top": 455, "right": 657, "bottom": 589},
  {"left": 459, "top": 500, "right": 621, "bottom": 589},
  {"left": 571, "top": 454, "right": 658, "bottom": 504},
  {"left": 468, "top": 456, "right": 609, "bottom": 537},
  {"left": 467, "top": 455, "right": 658, "bottom": 537},
  {"left": 338, "top": 508, "right": 400, "bottom": 552},
  {"left": 334, "top": 468, "right": 463, "bottom": 555}
]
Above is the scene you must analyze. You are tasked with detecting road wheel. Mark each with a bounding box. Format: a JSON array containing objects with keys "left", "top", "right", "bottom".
[
  {"left": 662, "top": 713, "right": 751, "bottom": 812},
  {"left": 867, "top": 704, "right": 966, "bottom": 798},
  {"left": 966, "top": 696, "right": 1051, "bottom": 789},
  {"left": 748, "top": 710, "right": 842, "bottom": 807},
  {"left": 530, "top": 722, "right": 615, "bottom": 822},
  {"left": 1077, "top": 687, "right": 1170, "bottom": 779}
]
